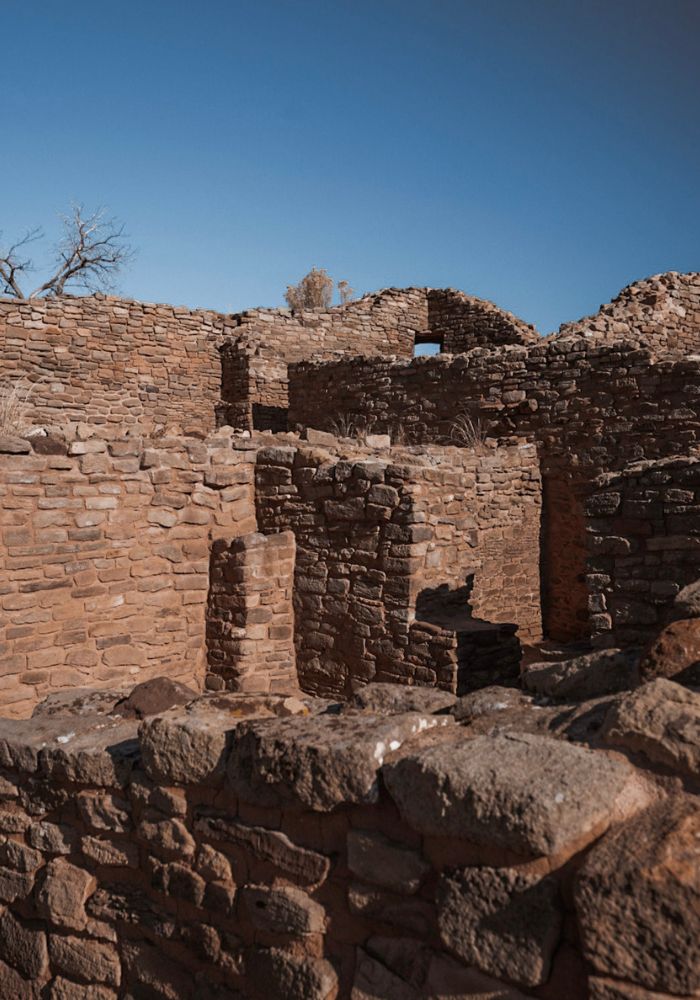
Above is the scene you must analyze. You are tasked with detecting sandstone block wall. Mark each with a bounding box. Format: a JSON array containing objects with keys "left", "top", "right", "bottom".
[
  {"left": 586, "top": 454, "right": 700, "bottom": 646},
  {"left": 255, "top": 442, "right": 541, "bottom": 697},
  {"left": 0, "top": 689, "right": 684, "bottom": 999},
  {"left": 0, "top": 295, "right": 234, "bottom": 435},
  {"left": 427, "top": 288, "right": 540, "bottom": 353},
  {"left": 206, "top": 531, "right": 297, "bottom": 694},
  {"left": 288, "top": 341, "right": 700, "bottom": 473},
  {"left": 557, "top": 271, "right": 700, "bottom": 356},
  {"left": 0, "top": 431, "right": 256, "bottom": 716}
]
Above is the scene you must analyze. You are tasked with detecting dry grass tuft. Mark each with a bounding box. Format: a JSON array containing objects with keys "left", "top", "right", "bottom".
[
  {"left": 0, "top": 377, "right": 39, "bottom": 436},
  {"left": 449, "top": 413, "right": 489, "bottom": 452}
]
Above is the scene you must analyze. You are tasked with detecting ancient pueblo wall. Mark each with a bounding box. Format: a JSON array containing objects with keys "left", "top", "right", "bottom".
[
  {"left": 0, "top": 431, "right": 256, "bottom": 716},
  {"left": 0, "top": 686, "right": 683, "bottom": 1000}
]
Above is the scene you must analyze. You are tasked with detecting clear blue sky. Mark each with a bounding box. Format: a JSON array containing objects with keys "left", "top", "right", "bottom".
[{"left": 2, "top": 0, "right": 698, "bottom": 332}]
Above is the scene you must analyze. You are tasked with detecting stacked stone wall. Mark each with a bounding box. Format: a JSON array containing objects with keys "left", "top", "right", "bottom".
[
  {"left": 0, "top": 690, "right": 683, "bottom": 999},
  {"left": 586, "top": 453, "right": 700, "bottom": 646},
  {"left": 288, "top": 341, "right": 700, "bottom": 474},
  {"left": 0, "top": 431, "right": 256, "bottom": 716},
  {"left": 255, "top": 442, "right": 541, "bottom": 697},
  {"left": 0, "top": 295, "right": 234, "bottom": 435},
  {"left": 557, "top": 271, "right": 700, "bottom": 355},
  {"left": 206, "top": 531, "right": 296, "bottom": 694},
  {"left": 427, "top": 288, "right": 540, "bottom": 353}
]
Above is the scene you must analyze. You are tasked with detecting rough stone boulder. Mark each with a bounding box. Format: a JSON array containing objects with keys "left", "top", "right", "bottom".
[
  {"left": 667, "top": 577, "right": 700, "bottom": 621},
  {"left": 522, "top": 648, "right": 640, "bottom": 700},
  {"left": 437, "top": 866, "right": 561, "bottom": 987},
  {"left": 228, "top": 712, "right": 452, "bottom": 811},
  {"left": 139, "top": 692, "right": 316, "bottom": 785},
  {"left": 383, "top": 732, "right": 646, "bottom": 857},
  {"left": 453, "top": 686, "right": 533, "bottom": 722},
  {"left": 601, "top": 678, "right": 700, "bottom": 777},
  {"left": 638, "top": 618, "right": 700, "bottom": 686},
  {"left": 574, "top": 797, "right": 700, "bottom": 995},
  {"left": 113, "top": 676, "right": 198, "bottom": 719},
  {"left": 351, "top": 682, "right": 456, "bottom": 716}
]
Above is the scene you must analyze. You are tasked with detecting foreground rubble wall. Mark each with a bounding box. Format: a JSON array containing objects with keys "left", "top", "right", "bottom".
[
  {"left": 586, "top": 454, "right": 700, "bottom": 646},
  {"left": 0, "top": 688, "right": 692, "bottom": 999},
  {"left": 0, "top": 433, "right": 256, "bottom": 716}
]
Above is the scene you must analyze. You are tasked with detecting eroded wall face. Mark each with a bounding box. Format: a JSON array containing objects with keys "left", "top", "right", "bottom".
[
  {"left": 586, "top": 455, "right": 700, "bottom": 646},
  {"left": 0, "top": 297, "right": 232, "bottom": 435},
  {"left": 254, "top": 443, "right": 542, "bottom": 696},
  {"left": 0, "top": 434, "right": 255, "bottom": 715},
  {"left": 206, "top": 531, "right": 297, "bottom": 694}
]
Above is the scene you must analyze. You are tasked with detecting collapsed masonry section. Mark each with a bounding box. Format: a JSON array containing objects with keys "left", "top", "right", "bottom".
[
  {"left": 587, "top": 453, "right": 700, "bottom": 647},
  {"left": 253, "top": 441, "right": 541, "bottom": 697},
  {"left": 0, "top": 683, "right": 691, "bottom": 999},
  {"left": 206, "top": 531, "right": 297, "bottom": 694}
]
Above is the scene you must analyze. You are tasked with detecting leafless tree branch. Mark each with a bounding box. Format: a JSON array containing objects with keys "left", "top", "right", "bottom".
[
  {"left": 0, "top": 228, "right": 43, "bottom": 299},
  {"left": 0, "top": 206, "right": 134, "bottom": 300},
  {"left": 28, "top": 206, "right": 134, "bottom": 298}
]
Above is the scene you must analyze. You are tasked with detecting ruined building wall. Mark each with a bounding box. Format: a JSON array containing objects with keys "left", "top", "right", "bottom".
[
  {"left": 254, "top": 443, "right": 541, "bottom": 697},
  {"left": 0, "top": 432, "right": 256, "bottom": 716},
  {"left": 556, "top": 271, "right": 700, "bottom": 355},
  {"left": 0, "top": 295, "right": 233, "bottom": 436},
  {"left": 222, "top": 288, "right": 539, "bottom": 431},
  {"left": 206, "top": 530, "right": 297, "bottom": 694},
  {"left": 288, "top": 340, "right": 700, "bottom": 641},
  {"left": 0, "top": 691, "right": 673, "bottom": 1000},
  {"left": 586, "top": 453, "right": 700, "bottom": 647},
  {"left": 427, "top": 288, "right": 540, "bottom": 353},
  {"left": 288, "top": 341, "right": 700, "bottom": 474}
]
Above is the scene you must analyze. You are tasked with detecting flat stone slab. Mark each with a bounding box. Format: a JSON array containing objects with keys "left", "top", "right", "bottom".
[
  {"left": 601, "top": 678, "right": 700, "bottom": 778},
  {"left": 139, "top": 692, "right": 319, "bottom": 785},
  {"left": 350, "top": 682, "right": 456, "bottom": 715},
  {"left": 523, "top": 648, "right": 640, "bottom": 701},
  {"left": 575, "top": 797, "right": 700, "bottom": 995},
  {"left": 0, "top": 714, "right": 139, "bottom": 787},
  {"left": 438, "top": 866, "right": 562, "bottom": 987},
  {"left": 383, "top": 731, "right": 637, "bottom": 857},
  {"left": 228, "top": 712, "right": 452, "bottom": 811}
]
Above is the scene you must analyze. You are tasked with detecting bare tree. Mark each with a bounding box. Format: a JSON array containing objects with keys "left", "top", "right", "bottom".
[
  {"left": 0, "top": 206, "right": 134, "bottom": 300},
  {"left": 285, "top": 267, "right": 355, "bottom": 311}
]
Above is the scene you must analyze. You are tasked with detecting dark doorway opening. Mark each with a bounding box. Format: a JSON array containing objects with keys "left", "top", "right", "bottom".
[
  {"left": 540, "top": 474, "right": 590, "bottom": 642},
  {"left": 416, "top": 576, "right": 521, "bottom": 694}
]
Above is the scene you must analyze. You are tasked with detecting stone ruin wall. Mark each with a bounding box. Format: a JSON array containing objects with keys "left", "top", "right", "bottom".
[
  {"left": 586, "top": 453, "right": 700, "bottom": 647},
  {"left": 206, "top": 531, "right": 297, "bottom": 695},
  {"left": 0, "top": 427, "right": 541, "bottom": 715},
  {"left": 253, "top": 442, "right": 541, "bottom": 698},
  {"left": 0, "top": 683, "right": 687, "bottom": 1000},
  {"left": 557, "top": 271, "right": 700, "bottom": 355},
  {"left": 0, "top": 275, "right": 700, "bottom": 998},
  {"left": 0, "top": 296, "right": 234, "bottom": 437},
  {"left": 0, "top": 432, "right": 256, "bottom": 716},
  {"left": 289, "top": 340, "right": 700, "bottom": 639}
]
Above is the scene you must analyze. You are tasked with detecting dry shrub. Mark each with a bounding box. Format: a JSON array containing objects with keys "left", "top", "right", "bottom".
[
  {"left": 329, "top": 412, "right": 375, "bottom": 440},
  {"left": 285, "top": 268, "right": 354, "bottom": 310},
  {"left": 449, "top": 413, "right": 489, "bottom": 452},
  {"left": 0, "top": 377, "right": 39, "bottom": 436},
  {"left": 337, "top": 279, "right": 354, "bottom": 304}
]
